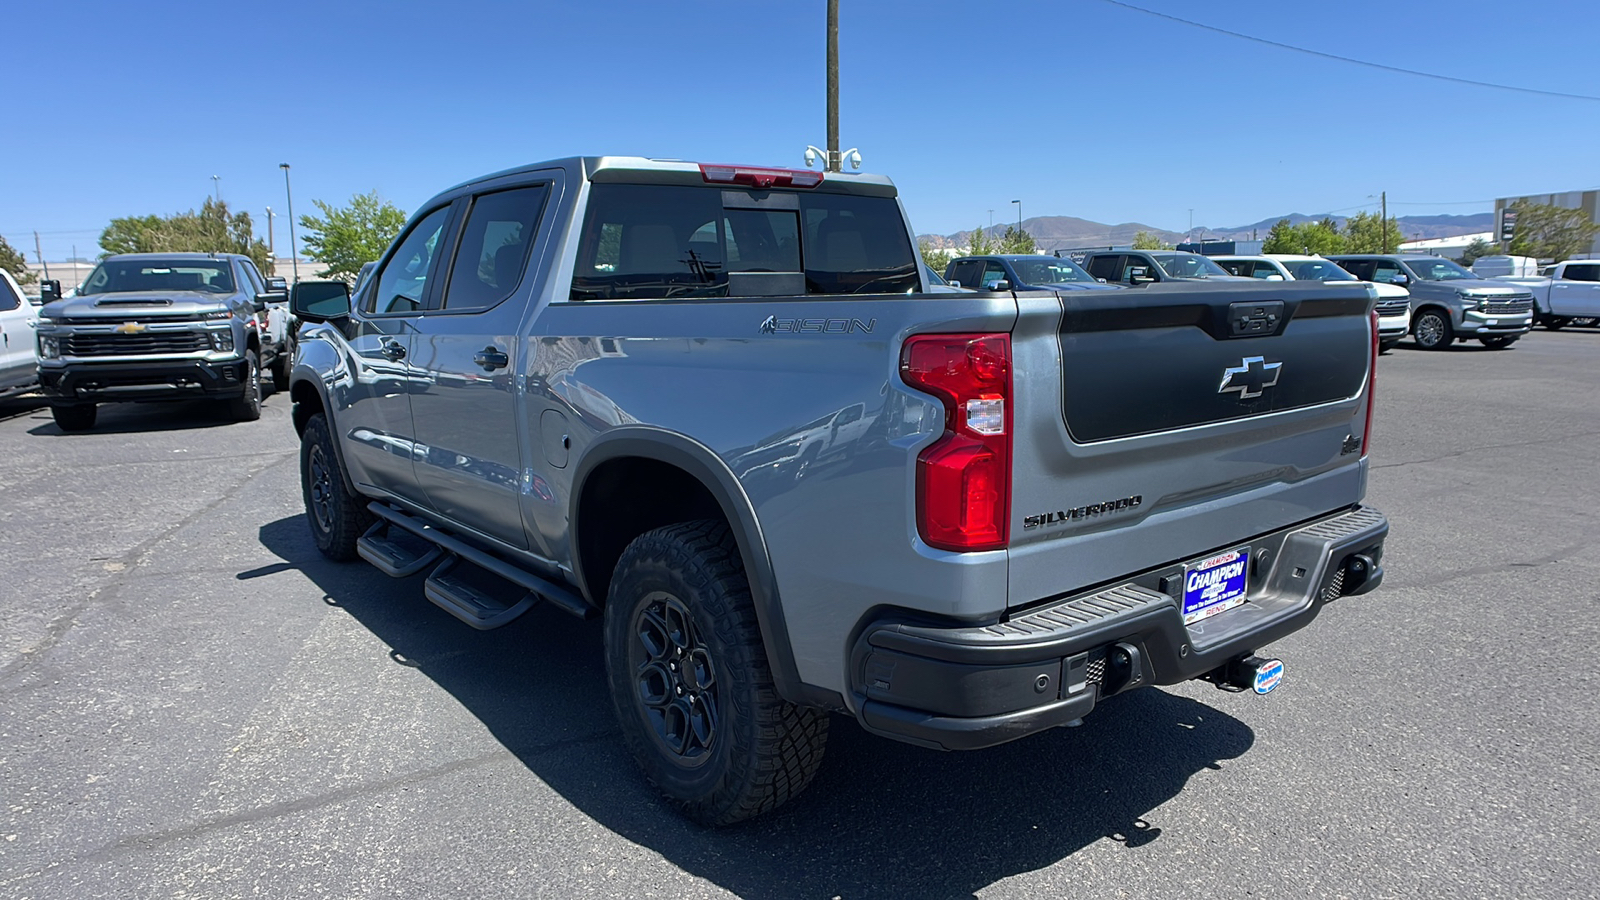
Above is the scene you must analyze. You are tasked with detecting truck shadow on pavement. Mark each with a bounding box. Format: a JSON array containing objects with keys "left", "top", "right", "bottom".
[
  {"left": 24, "top": 398, "right": 269, "bottom": 435},
  {"left": 255, "top": 514, "right": 1256, "bottom": 900}
]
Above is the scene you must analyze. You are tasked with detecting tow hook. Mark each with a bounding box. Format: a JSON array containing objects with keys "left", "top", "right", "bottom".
[{"left": 1202, "top": 654, "right": 1284, "bottom": 695}]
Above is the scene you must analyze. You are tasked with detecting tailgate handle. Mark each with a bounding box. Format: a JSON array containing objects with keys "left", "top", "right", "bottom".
[{"left": 1227, "top": 300, "right": 1284, "bottom": 338}]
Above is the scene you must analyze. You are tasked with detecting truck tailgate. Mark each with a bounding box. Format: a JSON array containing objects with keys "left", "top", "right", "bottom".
[{"left": 1006, "top": 280, "right": 1375, "bottom": 608}]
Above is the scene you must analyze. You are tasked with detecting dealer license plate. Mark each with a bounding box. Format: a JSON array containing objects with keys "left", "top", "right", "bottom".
[{"left": 1182, "top": 548, "right": 1250, "bottom": 625}]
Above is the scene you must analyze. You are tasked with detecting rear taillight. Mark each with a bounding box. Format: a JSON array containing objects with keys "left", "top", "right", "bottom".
[
  {"left": 901, "top": 333, "right": 1012, "bottom": 551},
  {"left": 698, "top": 163, "right": 823, "bottom": 189},
  {"left": 1362, "top": 308, "right": 1377, "bottom": 457}
]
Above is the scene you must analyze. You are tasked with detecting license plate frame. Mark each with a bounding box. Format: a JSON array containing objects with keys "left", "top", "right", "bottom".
[{"left": 1182, "top": 547, "right": 1251, "bottom": 625}]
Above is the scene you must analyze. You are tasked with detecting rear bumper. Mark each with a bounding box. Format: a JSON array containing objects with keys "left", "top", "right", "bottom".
[
  {"left": 850, "top": 506, "right": 1388, "bottom": 750},
  {"left": 39, "top": 358, "right": 250, "bottom": 403}
]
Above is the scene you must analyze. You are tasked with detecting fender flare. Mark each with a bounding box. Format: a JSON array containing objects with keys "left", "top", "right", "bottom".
[
  {"left": 569, "top": 426, "right": 832, "bottom": 709},
  {"left": 287, "top": 367, "right": 362, "bottom": 497}
]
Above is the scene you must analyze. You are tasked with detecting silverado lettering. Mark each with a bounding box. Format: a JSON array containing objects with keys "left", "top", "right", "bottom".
[{"left": 1024, "top": 495, "right": 1144, "bottom": 529}]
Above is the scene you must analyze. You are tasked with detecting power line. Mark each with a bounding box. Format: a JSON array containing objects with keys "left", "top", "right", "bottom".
[{"left": 1095, "top": 0, "right": 1600, "bottom": 103}]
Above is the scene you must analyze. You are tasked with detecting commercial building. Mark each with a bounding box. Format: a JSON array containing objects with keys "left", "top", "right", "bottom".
[{"left": 1493, "top": 189, "right": 1600, "bottom": 257}]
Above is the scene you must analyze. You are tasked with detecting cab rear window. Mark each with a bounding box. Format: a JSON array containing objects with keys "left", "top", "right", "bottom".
[{"left": 569, "top": 184, "right": 917, "bottom": 300}]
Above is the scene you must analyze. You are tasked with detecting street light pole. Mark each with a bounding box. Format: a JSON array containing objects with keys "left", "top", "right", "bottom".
[
  {"left": 265, "top": 206, "right": 275, "bottom": 258},
  {"left": 1012, "top": 199, "right": 1021, "bottom": 232},
  {"left": 212, "top": 175, "right": 221, "bottom": 204},
  {"left": 280, "top": 163, "right": 299, "bottom": 283}
]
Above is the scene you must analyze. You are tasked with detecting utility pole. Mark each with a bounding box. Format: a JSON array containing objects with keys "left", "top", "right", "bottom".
[
  {"left": 1013, "top": 199, "right": 1022, "bottom": 232},
  {"left": 266, "top": 207, "right": 275, "bottom": 257},
  {"left": 826, "top": 0, "right": 839, "bottom": 171},
  {"left": 33, "top": 231, "right": 49, "bottom": 280},
  {"left": 988, "top": 209, "right": 994, "bottom": 229},
  {"left": 1381, "top": 191, "right": 1388, "bottom": 253},
  {"left": 280, "top": 164, "right": 299, "bottom": 283}
]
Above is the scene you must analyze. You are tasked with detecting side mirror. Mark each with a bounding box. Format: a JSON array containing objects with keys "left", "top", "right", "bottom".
[
  {"left": 1096, "top": 277, "right": 1108, "bottom": 284},
  {"left": 1390, "top": 274, "right": 1409, "bottom": 285},
  {"left": 948, "top": 280, "right": 962, "bottom": 288},
  {"left": 254, "top": 289, "right": 288, "bottom": 310},
  {"left": 1264, "top": 274, "right": 1285, "bottom": 282},
  {"left": 291, "top": 280, "right": 351, "bottom": 322},
  {"left": 1128, "top": 267, "right": 1154, "bottom": 284},
  {"left": 265, "top": 276, "right": 289, "bottom": 292},
  {"left": 39, "top": 279, "right": 62, "bottom": 303},
  {"left": 986, "top": 279, "right": 1011, "bottom": 291}
]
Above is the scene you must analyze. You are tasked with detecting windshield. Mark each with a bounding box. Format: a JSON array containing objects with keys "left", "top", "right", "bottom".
[
  {"left": 1010, "top": 257, "right": 1093, "bottom": 284},
  {"left": 1150, "top": 252, "right": 1230, "bottom": 278},
  {"left": 1283, "top": 259, "right": 1357, "bottom": 282},
  {"left": 1404, "top": 258, "right": 1476, "bottom": 281},
  {"left": 81, "top": 259, "right": 236, "bottom": 294}
]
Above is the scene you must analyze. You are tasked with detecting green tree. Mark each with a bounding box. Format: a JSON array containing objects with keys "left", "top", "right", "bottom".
[
  {"left": 1460, "top": 237, "right": 1498, "bottom": 266},
  {"left": 0, "top": 235, "right": 35, "bottom": 285},
  {"left": 998, "top": 224, "right": 1037, "bottom": 255},
  {"left": 967, "top": 224, "right": 998, "bottom": 256},
  {"left": 1342, "top": 211, "right": 1405, "bottom": 254},
  {"left": 1505, "top": 199, "right": 1600, "bottom": 262},
  {"left": 1262, "top": 218, "right": 1344, "bottom": 255},
  {"left": 1131, "top": 230, "right": 1170, "bottom": 250},
  {"left": 299, "top": 191, "right": 409, "bottom": 282},
  {"left": 918, "top": 239, "right": 950, "bottom": 277},
  {"left": 98, "top": 199, "right": 273, "bottom": 273}
]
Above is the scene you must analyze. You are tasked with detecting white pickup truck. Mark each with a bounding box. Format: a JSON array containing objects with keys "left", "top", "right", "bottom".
[{"left": 1494, "top": 260, "right": 1600, "bottom": 330}]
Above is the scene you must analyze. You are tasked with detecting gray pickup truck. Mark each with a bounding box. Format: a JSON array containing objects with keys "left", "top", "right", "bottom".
[
  {"left": 35, "top": 252, "right": 289, "bottom": 430},
  {"left": 287, "top": 157, "right": 1388, "bottom": 825}
]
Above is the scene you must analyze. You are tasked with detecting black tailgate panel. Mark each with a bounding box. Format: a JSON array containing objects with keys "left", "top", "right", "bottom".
[{"left": 1059, "top": 282, "right": 1370, "bottom": 443}]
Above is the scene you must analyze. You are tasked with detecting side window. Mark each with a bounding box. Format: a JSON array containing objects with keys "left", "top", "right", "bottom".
[
  {"left": 1369, "top": 262, "right": 1402, "bottom": 283},
  {"left": 1338, "top": 259, "right": 1374, "bottom": 280},
  {"left": 1122, "top": 256, "right": 1153, "bottom": 282},
  {"left": 982, "top": 261, "right": 1008, "bottom": 287},
  {"left": 949, "top": 260, "right": 981, "bottom": 287},
  {"left": 440, "top": 185, "right": 550, "bottom": 312},
  {"left": 1216, "top": 259, "right": 1250, "bottom": 277},
  {"left": 1564, "top": 264, "right": 1600, "bottom": 282},
  {"left": 366, "top": 206, "right": 451, "bottom": 315},
  {"left": 1251, "top": 262, "right": 1281, "bottom": 279},
  {"left": 1086, "top": 255, "right": 1122, "bottom": 281},
  {"left": 236, "top": 261, "right": 265, "bottom": 295},
  {"left": 0, "top": 276, "right": 20, "bottom": 311}
]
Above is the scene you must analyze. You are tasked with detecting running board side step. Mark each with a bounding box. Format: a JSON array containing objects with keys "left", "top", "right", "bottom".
[
  {"left": 356, "top": 521, "right": 445, "bottom": 577},
  {"left": 425, "top": 557, "right": 539, "bottom": 630},
  {"left": 365, "top": 502, "right": 595, "bottom": 623}
]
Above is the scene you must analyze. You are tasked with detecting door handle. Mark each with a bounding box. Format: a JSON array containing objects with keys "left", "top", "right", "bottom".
[
  {"left": 379, "top": 340, "right": 406, "bottom": 361},
  {"left": 474, "top": 346, "right": 509, "bottom": 371}
]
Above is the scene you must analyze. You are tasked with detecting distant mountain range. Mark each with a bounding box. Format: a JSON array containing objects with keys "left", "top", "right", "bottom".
[{"left": 919, "top": 212, "right": 1494, "bottom": 253}]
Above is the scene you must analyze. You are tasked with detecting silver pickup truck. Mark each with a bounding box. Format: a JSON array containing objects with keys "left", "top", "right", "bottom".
[
  {"left": 287, "top": 156, "right": 1388, "bottom": 824},
  {"left": 35, "top": 252, "right": 290, "bottom": 430}
]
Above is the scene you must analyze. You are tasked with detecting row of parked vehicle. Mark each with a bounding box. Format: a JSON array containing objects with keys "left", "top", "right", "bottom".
[{"left": 942, "top": 247, "right": 1599, "bottom": 352}]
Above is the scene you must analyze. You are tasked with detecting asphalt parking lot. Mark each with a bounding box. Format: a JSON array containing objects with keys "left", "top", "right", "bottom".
[{"left": 2, "top": 329, "right": 1597, "bottom": 899}]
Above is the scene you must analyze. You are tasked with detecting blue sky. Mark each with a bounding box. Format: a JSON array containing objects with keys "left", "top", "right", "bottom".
[{"left": 6, "top": 0, "right": 1599, "bottom": 260}]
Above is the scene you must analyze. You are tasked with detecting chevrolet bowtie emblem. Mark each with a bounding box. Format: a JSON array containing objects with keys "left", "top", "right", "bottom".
[
  {"left": 1219, "top": 356, "right": 1282, "bottom": 399},
  {"left": 114, "top": 322, "right": 148, "bottom": 334}
]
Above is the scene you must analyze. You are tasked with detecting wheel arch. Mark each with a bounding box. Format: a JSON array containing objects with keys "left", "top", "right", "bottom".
[
  {"left": 288, "top": 372, "right": 362, "bottom": 496},
  {"left": 570, "top": 427, "right": 825, "bottom": 708}
]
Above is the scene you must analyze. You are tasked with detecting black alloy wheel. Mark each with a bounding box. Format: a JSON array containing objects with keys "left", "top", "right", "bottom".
[
  {"left": 300, "top": 413, "right": 374, "bottom": 560},
  {"left": 604, "top": 520, "right": 828, "bottom": 826},
  {"left": 629, "top": 591, "right": 720, "bottom": 765}
]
